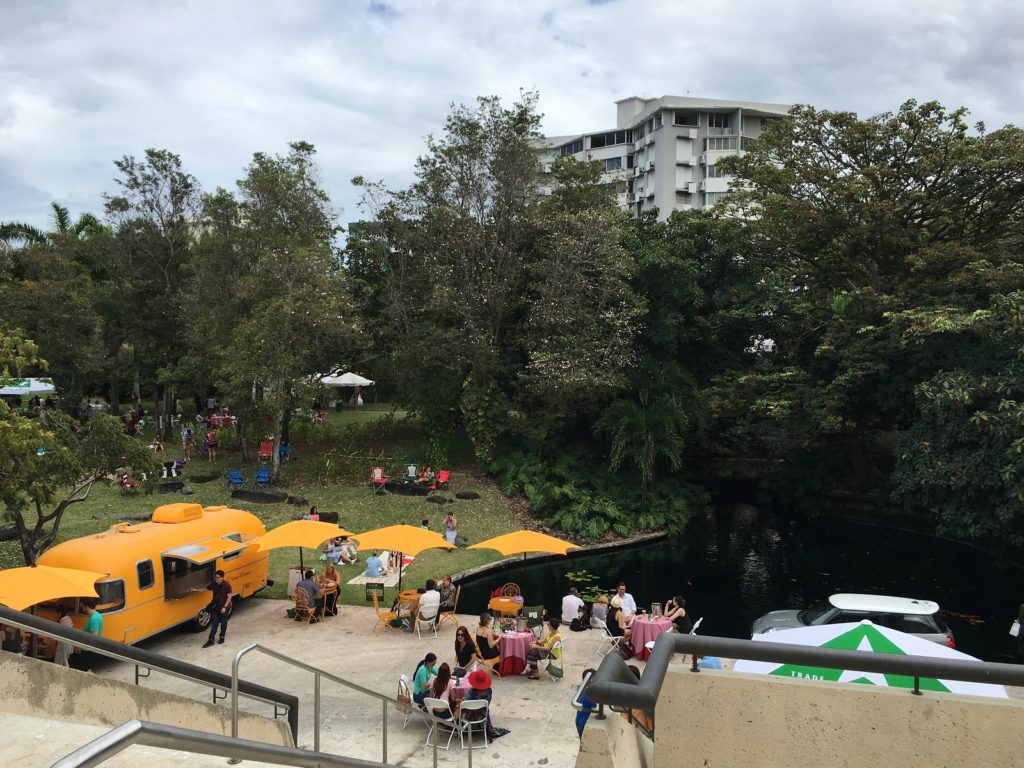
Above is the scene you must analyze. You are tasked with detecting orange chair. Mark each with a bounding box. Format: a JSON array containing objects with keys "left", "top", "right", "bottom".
[{"left": 370, "top": 466, "right": 388, "bottom": 494}]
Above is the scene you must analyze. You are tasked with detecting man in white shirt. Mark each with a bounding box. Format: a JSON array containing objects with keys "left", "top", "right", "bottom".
[
  {"left": 561, "top": 587, "right": 586, "bottom": 625},
  {"left": 417, "top": 579, "right": 442, "bottom": 622},
  {"left": 616, "top": 583, "right": 637, "bottom": 617}
]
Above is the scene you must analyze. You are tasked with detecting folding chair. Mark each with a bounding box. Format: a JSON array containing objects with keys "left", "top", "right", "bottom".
[
  {"left": 522, "top": 605, "right": 545, "bottom": 638},
  {"left": 226, "top": 469, "right": 244, "bottom": 489},
  {"left": 546, "top": 639, "right": 565, "bottom": 681},
  {"left": 404, "top": 464, "right": 417, "bottom": 484},
  {"left": 423, "top": 698, "right": 460, "bottom": 750},
  {"left": 257, "top": 440, "right": 273, "bottom": 463},
  {"left": 436, "top": 469, "right": 451, "bottom": 490},
  {"left": 416, "top": 604, "right": 439, "bottom": 640},
  {"left": 396, "top": 675, "right": 415, "bottom": 729},
  {"left": 372, "top": 593, "right": 401, "bottom": 633},
  {"left": 458, "top": 699, "right": 489, "bottom": 750},
  {"left": 594, "top": 618, "right": 623, "bottom": 656},
  {"left": 370, "top": 466, "right": 388, "bottom": 494},
  {"left": 279, "top": 443, "right": 292, "bottom": 462},
  {"left": 254, "top": 466, "right": 271, "bottom": 488},
  {"left": 439, "top": 585, "right": 461, "bottom": 629}
]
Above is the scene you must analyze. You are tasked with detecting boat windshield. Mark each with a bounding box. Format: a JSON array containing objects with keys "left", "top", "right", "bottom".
[{"left": 798, "top": 601, "right": 833, "bottom": 625}]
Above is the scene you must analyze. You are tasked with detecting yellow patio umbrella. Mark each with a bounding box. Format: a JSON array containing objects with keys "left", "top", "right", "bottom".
[
  {"left": 468, "top": 530, "right": 580, "bottom": 559},
  {"left": 256, "top": 520, "right": 353, "bottom": 571},
  {"left": 351, "top": 524, "right": 454, "bottom": 591},
  {"left": 0, "top": 565, "right": 106, "bottom": 611}
]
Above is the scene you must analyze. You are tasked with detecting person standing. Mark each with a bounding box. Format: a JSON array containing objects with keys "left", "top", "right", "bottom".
[
  {"left": 53, "top": 606, "right": 74, "bottom": 667},
  {"left": 202, "top": 570, "right": 232, "bottom": 647},
  {"left": 71, "top": 599, "right": 103, "bottom": 671},
  {"left": 561, "top": 587, "right": 586, "bottom": 626}
]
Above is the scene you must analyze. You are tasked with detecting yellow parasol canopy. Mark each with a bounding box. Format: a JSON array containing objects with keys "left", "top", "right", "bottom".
[
  {"left": 0, "top": 565, "right": 106, "bottom": 611},
  {"left": 256, "top": 520, "right": 354, "bottom": 552},
  {"left": 467, "top": 530, "right": 580, "bottom": 557},
  {"left": 351, "top": 524, "right": 454, "bottom": 556}
]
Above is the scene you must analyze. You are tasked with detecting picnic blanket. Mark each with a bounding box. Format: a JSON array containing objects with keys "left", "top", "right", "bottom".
[{"left": 347, "top": 572, "right": 401, "bottom": 588}]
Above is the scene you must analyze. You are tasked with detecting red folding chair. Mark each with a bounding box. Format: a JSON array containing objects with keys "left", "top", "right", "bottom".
[
  {"left": 257, "top": 440, "right": 273, "bottom": 463},
  {"left": 370, "top": 466, "right": 388, "bottom": 494},
  {"left": 436, "top": 469, "right": 451, "bottom": 490}
]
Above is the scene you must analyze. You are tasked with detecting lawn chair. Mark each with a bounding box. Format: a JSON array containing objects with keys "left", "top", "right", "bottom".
[
  {"left": 404, "top": 464, "right": 417, "bottom": 484},
  {"left": 292, "top": 586, "right": 316, "bottom": 624},
  {"left": 522, "top": 605, "right": 545, "bottom": 638},
  {"left": 439, "top": 585, "right": 462, "bottom": 629},
  {"left": 416, "top": 602, "right": 440, "bottom": 640},
  {"left": 372, "top": 592, "right": 401, "bottom": 633},
  {"left": 257, "top": 440, "right": 273, "bottom": 463},
  {"left": 226, "top": 469, "right": 244, "bottom": 489},
  {"left": 118, "top": 472, "right": 140, "bottom": 495},
  {"left": 279, "top": 442, "right": 292, "bottom": 462},
  {"left": 594, "top": 618, "right": 623, "bottom": 656},
  {"left": 370, "top": 466, "right": 388, "bottom": 494},
  {"left": 423, "top": 698, "right": 460, "bottom": 750},
  {"left": 436, "top": 469, "right": 451, "bottom": 490},
  {"left": 254, "top": 466, "right": 271, "bottom": 489},
  {"left": 458, "top": 699, "right": 489, "bottom": 750}
]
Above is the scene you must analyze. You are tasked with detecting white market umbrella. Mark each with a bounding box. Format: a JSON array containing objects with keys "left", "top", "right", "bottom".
[
  {"left": 0, "top": 378, "right": 56, "bottom": 397},
  {"left": 320, "top": 372, "right": 374, "bottom": 387},
  {"left": 734, "top": 621, "right": 1007, "bottom": 699}
]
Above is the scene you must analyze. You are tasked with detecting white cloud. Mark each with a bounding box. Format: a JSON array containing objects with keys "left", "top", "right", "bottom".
[{"left": 1, "top": 0, "right": 1022, "bottom": 229}]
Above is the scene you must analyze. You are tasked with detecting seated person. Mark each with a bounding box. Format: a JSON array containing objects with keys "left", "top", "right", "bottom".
[
  {"left": 416, "top": 466, "right": 430, "bottom": 485},
  {"left": 363, "top": 550, "right": 388, "bottom": 578},
  {"left": 465, "top": 669, "right": 509, "bottom": 739},
  {"left": 295, "top": 569, "right": 324, "bottom": 617},
  {"left": 412, "top": 653, "right": 438, "bottom": 706},
  {"left": 417, "top": 579, "right": 442, "bottom": 623},
  {"left": 475, "top": 613, "right": 501, "bottom": 661},
  {"left": 388, "top": 550, "right": 403, "bottom": 570},
  {"left": 525, "top": 619, "right": 563, "bottom": 680},
  {"left": 319, "top": 563, "right": 340, "bottom": 616},
  {"left": 427, "top": 663, "right": 455, "bottom": 715},
  {"left": 437, "top": 575, "right": 456, "bottom": 613},
  {"left": 606, "top": 597, "right": 625, "bottom": 637},
  {"left": 424, "top": 466, "right": 437, "bottom": 485},
  {"left": 337, "top": 537, "right": 358, "bottom": 565},
  {"left": 453, "top": 625, "right": 479, "bottom": 675},
  {"left": 664, "top": 595, "right": 693, "bottom": 634},
  {"left": 324, "top": 540, "right": 342, "bottom": 564},
  {"left": 590, "top": 594, "right": 609, "bottom": 627}
]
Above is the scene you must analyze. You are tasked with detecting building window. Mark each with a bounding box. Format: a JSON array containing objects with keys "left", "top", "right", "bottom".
[
  {"left": 705, "top": 137, "right": 737, "bottom": 151},
  {"left": 653, "top": 112, "right": 663, "bottom": 129},
  {"left": 558, "top": 138, "right": 584, "bottom": 157},
  {"left": 674, "top": 111, "right": 698, "bottom": 127},
  {"left": 709, "top": 114, "right": 730, "bottom": 129},
  {"left": 590, "top": 130, "right": 631, "bottom": 149},
  {"left": 137, "top": 560, "right": 154, "bottom": 590},
  {"left": 705, "top": 164, "right": 734, "bottom": 178},
  {"left": 603, "top": 157, "right": 622, "bottom": 171},
  {"left": 705, "top": 191, "right": 734, "bottom": 205}
]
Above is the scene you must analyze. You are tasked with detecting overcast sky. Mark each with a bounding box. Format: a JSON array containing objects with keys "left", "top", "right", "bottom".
[{"left": 2, "top": 0, "right": 1022, "bottom": 231}]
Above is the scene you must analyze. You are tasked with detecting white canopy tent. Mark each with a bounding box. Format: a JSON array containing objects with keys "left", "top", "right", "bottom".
[
  {"left": 0, "top": 378, "right": 56, "bottom": 397},
  {"left": 320, "top": 372, "right": 375, "bottom": 387}
]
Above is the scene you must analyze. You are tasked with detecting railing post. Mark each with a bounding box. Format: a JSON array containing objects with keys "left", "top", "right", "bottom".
[
  {"left": 381, "top": 698, "right": 388, "bottom": 764},
  {"left": 314, "top": 672, "right": 321, "bottom": 753}
]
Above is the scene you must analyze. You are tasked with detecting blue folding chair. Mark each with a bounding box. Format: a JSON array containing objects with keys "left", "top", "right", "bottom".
[
  {"left": 254, "top": 466, "right": 271, "bottom": 488},
  {"left": 226, "top": 469, "right": 244, "bottom": 488},
  {"left": 279, "top": 443, "right": 292, "bottom": 462}
]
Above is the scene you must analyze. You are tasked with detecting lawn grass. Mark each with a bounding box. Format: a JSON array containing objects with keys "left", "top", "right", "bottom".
[{"left": 0, "top": 404, "right": 520, "bottom": 610}]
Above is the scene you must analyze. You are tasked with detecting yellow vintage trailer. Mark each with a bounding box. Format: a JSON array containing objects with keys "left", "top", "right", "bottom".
[{"left": 37, "top": 502, "right": 269, "bottom": 643}]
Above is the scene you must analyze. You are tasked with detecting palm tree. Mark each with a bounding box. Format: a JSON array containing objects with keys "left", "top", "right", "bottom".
[
  {"left": 594, "top": 386, "right": 688, "bottom": 514},
  {"left": 0, "top": 202, "right": 103, "bottom": 249}
]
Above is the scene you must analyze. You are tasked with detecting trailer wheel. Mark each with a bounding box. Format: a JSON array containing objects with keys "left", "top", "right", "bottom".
[{"left": 190, "top": 605, "right": 212, "bottom": 631}]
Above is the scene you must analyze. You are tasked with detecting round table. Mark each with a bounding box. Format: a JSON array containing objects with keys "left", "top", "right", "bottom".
[
  {"left": 488, "top": 597, "right": 522, "bottom": 618},
  {"left": 631, "top": 616, "right": 673, "bottom": 660},
  {"left": 448, "top": 676, "right": 473, "bottom": 707},
  {"left": 497, "top": 630, "right": 534, "bottom": 676}
]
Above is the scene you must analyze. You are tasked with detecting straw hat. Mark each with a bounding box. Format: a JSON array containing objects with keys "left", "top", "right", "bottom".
[{"left": 468, "top": 669, "right": 492, "bottom": 691}]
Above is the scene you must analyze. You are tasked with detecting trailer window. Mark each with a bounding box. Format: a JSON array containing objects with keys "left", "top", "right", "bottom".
[
  {"left": 96, "top": 579, "right": 126, "bottom": 613},
  {"left": 137, "top": 559, "right": 155, "bottom": 590}
]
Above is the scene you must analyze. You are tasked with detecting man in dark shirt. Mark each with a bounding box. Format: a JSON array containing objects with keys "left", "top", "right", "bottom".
[
  {"left": 202, "top": 570, "right": 233, "bottom": 647},
  {"left": 295, "top": 569, "right": 324, "bottom": 619}
]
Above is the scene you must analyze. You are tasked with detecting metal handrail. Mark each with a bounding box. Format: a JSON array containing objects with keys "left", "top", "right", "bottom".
[
  {"left": 232, "top": 643, "right": 477, "bottom": 768},
  {"left": 586, "top": 632, "right": 1024, "bottom": 712},
  {"left": 0, "top": 604, "right": 298, "bottom": 741},
  {"left": 50, "top": 719, "right": 395, "bottom": 768}
]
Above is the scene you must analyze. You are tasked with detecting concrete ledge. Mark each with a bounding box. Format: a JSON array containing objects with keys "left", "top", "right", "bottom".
[
  {"left": 578, "top": 711, "right": 652, "bottom": 768},
  {"left": 0, "top": 653, "right": 292, "bottom": 747}
]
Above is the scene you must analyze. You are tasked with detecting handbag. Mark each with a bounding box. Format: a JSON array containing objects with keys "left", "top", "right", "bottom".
[
  {"left": 546, "top": 660, "right": 564, "bottom": 679},
  {"left": 617, "top": 640, "right": 636, "bottom": 660},
  {"left": 1010, "top": 620, "right": 1020, "bottom": 638}
]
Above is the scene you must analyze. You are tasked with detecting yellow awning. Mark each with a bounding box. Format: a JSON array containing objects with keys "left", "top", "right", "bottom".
[
  {"left": 0, "top": 565, "right": 106, "bottom": 611},
  {"left": 351, "top": 524, "right": 453, "bottom": 555},
  {"left": 256, "top": 520, "right": 354, "bottom": 552},
  {"left": 467, "top": 530, "right": 579, "bottom": 557}
]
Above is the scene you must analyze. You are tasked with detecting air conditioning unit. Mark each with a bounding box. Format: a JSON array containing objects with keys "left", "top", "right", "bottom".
[
  {"left": 698, "top": 179, "right": 707, "bottom": 192},
  {"left": 648, "top": 160, "right": 656, "bottom": 171},
  {"left": 678, "top": 182, "right": 695, "bottom": 195},
  {"left": 700, "top": 153, "right": 707, "bottom": 165}
]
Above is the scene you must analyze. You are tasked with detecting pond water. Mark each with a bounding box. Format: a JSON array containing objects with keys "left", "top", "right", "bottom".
[{"left": 459, "top": 506, "right": 1023, "bottom": 663}]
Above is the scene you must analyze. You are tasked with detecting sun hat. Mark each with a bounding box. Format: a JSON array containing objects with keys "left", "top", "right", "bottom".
[
  {"left": 610, "top": 595, "right": 623, "bottom": 608},
  {"left": 468, "top": 669, "right": 492, "bottom": 691}
]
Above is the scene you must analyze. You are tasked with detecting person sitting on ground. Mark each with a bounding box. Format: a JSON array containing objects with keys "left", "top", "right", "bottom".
[
  {"left": 453, "top": 625, "right": 479, "bottom": 676},
  {"left": 418, "top": 579, "right": 442, "bottom": 625},
  {"left": 320, "top": 563, "right": 340, "bottom": 616},
  {"left": 590, "top": 594, "right": 609, "bottom": 628},
  {"left": 324, "top": 539, "right": 342, "bottom": 565},
  {"left": 420, "top": 518, "right": 430, "bottom": 530},
  {"left": 561, "top": 587, "right": 586, "bottom": 627},
  {"left": 150, "top": 433, "right": 164, "bottom": 452},
  {"left": 412, "top": 652, "right": 438, "bottom": 706},
  {"left": 388, "top": 550, "right": 403, "bottom": 571},
  {"left": 465, "top": 669, "right": 510, "bottom": 739},
  {"left": 363, "top": 550, "right": 388, "bottom": 578},
  {"left": 338, "top": 537, "right": 358, "bottom": 565},
  {"left": 525, "top": 619, "right": 563, "bottom": 680},
  {"left": 295, "top": 569, "right": 324, "bottom": 618},
  {"left": 427, "top": 662, "right": 455, "bottom": 716},
  {"left": 475, "top": 612, "right": 501, "bottom": 662},
  {"left": 664, "top": 595, "right": 693, "bottom": 634}
]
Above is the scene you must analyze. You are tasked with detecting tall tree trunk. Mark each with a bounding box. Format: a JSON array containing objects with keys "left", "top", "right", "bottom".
[
  {"left": 271, "top": 410, "right": 283, "bottom": 481},
  {"left": 109, "top": 370, "right": 120, "bottom": 414}
]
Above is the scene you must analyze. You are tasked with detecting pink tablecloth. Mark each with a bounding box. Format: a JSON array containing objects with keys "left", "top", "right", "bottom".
[
  {"left": 449, "top": 677, "right": 472, "bottom": 706},
  {"left": 631, "top": 617, "right": 673, "bottom": 661},
  {"left": 498, "top": 631, "right": 534, "bottom": 676}
]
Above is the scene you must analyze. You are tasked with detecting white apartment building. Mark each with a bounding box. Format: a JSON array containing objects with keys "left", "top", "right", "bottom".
[{"left": 539, "top": 95, "right": 792, "bottom": 218}]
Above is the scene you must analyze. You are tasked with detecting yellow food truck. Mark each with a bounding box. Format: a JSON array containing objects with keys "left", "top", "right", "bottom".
[{"left": 37, "top": 502, "right": 270, "bottom": 643}]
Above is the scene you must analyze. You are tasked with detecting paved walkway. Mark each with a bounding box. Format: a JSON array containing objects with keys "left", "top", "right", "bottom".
[{"left": 93, "top": 598, "right": 613, "bottom": 767}]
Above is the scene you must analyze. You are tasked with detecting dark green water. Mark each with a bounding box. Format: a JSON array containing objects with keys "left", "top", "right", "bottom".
[{"left": 459, "top": 507, "right": 1022, "bottom": 663}]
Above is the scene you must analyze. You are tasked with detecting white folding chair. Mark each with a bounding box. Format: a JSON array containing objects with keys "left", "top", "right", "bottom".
[
  {"left": 458, "top": 699, "right": 489, "bottom": 750},
  {"left": 594, "top": 618, "right": 622, "bottom": 656},
  {"left": 396, "top": 675, "right": 414, "bottom": 729},
  {"left": 690, "top": 616, "right": 703, "bottom": 634},
  {"left": 546, "top": 639, "right": 565, "bottom": 681},
  {"left": 423, "top": 697, "right": 459, "bottom": 750},
  {"left": 416, "top": 605, "right": 439, "bottom": 640}
]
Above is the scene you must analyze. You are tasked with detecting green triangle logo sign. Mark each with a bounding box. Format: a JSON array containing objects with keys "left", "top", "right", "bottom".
[{"left": 768, "top": 624, "right": 950, "bottom": 692}]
